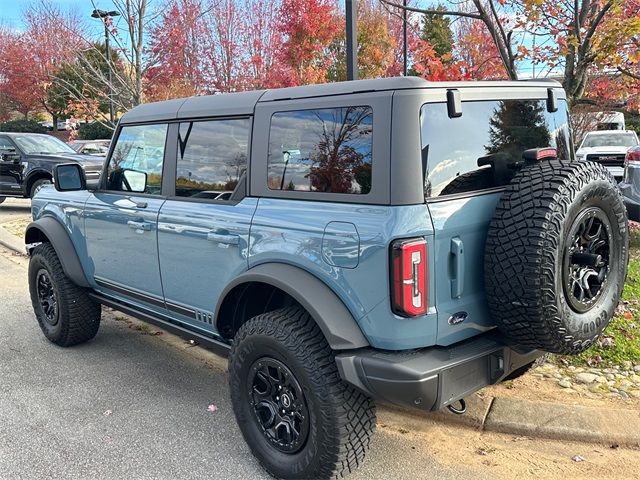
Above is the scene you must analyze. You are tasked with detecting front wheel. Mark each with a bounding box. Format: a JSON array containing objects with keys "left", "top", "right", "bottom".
[
  {"left": 229, "top": 307, "right": 376, "bottom": 479},
  {"left": 29, "top": 243, "right": 101, "bottom": 346},
  {"left": 30, "top": 178, "right": 52, "bottom": 198}
]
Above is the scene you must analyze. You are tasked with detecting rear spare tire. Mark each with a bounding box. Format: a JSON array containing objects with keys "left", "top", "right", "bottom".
[{"left": 485, "top": 160, "right": 628, "bottom": 354}]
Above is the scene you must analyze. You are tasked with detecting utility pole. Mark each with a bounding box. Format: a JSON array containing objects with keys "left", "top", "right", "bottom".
[
  {"left": 403, "top": 0, "right": 408, "bottom": 76},
  {"left": 345, "top": 0, "right": 358, "bottom": 81},
  {"left": 91, "top": 9, "right": 120, "bottom": 125}
]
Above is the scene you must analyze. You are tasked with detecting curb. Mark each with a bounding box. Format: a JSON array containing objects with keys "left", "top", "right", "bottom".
[
  {"left": 0, "top": 225, "right": 24, "bottom": 255},
  {"left": 381, "top": 394, "right": 640, "bottom": 447},
  {"left": 483, "top": 397, "right": 640, "bottom": 447}
]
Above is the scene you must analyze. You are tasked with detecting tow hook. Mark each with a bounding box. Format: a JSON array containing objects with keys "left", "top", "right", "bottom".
[{"left": 446, "top": 398, "right": 467, "bottom": 415}]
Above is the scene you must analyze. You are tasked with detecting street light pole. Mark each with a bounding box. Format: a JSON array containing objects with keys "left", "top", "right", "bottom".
[
  {"left": 345, "top": 0, "right": 358, "bottom": 81},
  {"left": 403, "top": 0, "right": 408, "bottom": 76},
  {"left": 91, "top": 9, "right": 120, "bottom": 125}
]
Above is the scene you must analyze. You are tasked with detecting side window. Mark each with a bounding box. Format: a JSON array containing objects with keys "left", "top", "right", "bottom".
[
  {"left": 0, "top": 137, "right": 15, "bottom": 152},
  {"left": 176, "top": 118, "right": 250, "bottom": 199},
  {"left": 106, "top": 123, "right": 168, "bottom": 194},
  {"left": 421, "top": 99, "right": 571, "bottom": 197},
  {"left": 267, "top": 106, "right": 373, "bottom": 194}
]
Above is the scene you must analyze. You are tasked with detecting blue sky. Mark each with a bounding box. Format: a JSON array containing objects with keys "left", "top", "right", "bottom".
[{"left": 1, "top": 0, "right": 125, "bottom": 37}]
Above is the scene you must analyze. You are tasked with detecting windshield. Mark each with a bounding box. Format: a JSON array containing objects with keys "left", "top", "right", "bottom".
[
  {"left": 13, "top": 135, "right": 76, "bottom": 155},
  {"left": 582, "top": 133, "right": 638, "bottom": 148}
]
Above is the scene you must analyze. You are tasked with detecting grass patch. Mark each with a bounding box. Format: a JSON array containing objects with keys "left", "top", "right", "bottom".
[{"left": 561, "top": 225, "right": 640, "bottom": 368}]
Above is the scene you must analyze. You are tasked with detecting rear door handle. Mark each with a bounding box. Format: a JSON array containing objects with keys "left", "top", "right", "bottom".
[
  {"left": 450, "top": 237, "right": 464, "bottom": 298},
  {"left": 127, "top": 220, "right": 153, "bottom": 231},
  {"left": 207, "top": 232, "right": 239, "bottom": 245}
]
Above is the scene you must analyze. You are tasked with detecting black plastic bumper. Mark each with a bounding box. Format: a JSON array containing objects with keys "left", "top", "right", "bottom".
[
  {"left": 335, "top": 331, "right": 540, "bottom": 412},
  {"left": 624, "top": 200, "right": 640, "bottom": 222}
]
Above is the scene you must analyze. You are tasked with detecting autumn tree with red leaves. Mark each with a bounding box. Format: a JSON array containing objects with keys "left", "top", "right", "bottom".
[
  {"left": 146, "top": 0, "right": 208, "bottom": 100},
  {"left": 456, "top": 17, "right": 507, "bottom": 80},
  {"left": 273, "top": 0, "right": 342, "bottom": 86},
  {"left": 0, "top": 31, "right": 42, "bottom": 119},
  {"left": 518, "top": 0, "right": 640, "bottom": 103}
]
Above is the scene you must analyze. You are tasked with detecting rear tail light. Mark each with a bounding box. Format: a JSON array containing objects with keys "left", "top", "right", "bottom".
[
  {"left": 626, "top": 148, "right": 640, "bottom": 166},
  {"left": 391, "top": 237, "right": 428, "bottom": 317},
  {"left": 523, "top": 147, "right": 558, "bottom": 162}
]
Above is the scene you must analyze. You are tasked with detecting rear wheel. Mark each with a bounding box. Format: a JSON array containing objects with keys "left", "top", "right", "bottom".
[
  {"left": 28, "top": 243, "right": 101, "bottom": 346},
  {"left": 229, "top": 307, "right": 376, "bottom": 479}
]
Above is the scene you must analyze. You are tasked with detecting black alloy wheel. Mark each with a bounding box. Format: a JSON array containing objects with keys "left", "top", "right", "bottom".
[
  {"left": 563, "top": 207, "right": 612, "bottom": 313},
  {"left": 248, "top": 357, "right": 310, "bottom": 454},
  {"left": 36, "top": 269, "right": 59, "bottom": 325}
]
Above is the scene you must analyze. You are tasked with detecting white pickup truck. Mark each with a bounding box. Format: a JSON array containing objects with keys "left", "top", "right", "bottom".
[{"left": 576, "top": 130, "right": 640, "bottom": 180}]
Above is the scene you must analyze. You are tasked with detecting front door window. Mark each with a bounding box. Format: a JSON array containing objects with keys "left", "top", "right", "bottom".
[{"left": 105, "top": 124, "right": 167, "bottom": 195}]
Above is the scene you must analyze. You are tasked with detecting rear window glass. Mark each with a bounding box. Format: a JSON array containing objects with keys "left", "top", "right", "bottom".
[
  {"left": 421, "top": 99, "right": 572, "bottom": 197},
  {"left": 267, "top": 106, "right": 373, "bottom": 194}
]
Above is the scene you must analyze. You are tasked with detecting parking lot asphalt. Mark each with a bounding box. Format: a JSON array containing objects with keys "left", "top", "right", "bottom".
[{"left": 0, "top": 247, "right": 484, "bottom": 480}]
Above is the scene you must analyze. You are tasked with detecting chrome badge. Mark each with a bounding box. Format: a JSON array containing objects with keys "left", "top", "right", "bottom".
[{"left": 448, "top": 312, "right": 468, "bottom": 325}]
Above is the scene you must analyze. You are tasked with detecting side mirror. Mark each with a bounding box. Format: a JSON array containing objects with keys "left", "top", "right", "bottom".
[
  {"left": 1, "top": 152, "right": 20, "bottom": 163},
  {"left": 122, "top": 169, "right": 147, "bottom": 193},
  {"left": 53, "top": 163, "right": 86, "bottom": 192}
]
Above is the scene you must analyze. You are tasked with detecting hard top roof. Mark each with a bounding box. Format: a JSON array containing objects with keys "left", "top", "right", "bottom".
[{"left": 120, "top": 76, "right": 563, "bottom": 124}]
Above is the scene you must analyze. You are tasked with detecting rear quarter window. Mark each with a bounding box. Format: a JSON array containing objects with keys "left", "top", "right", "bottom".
[
  {"left": 421, "top": 99, "right": 572, "bottom": 197},
  {"left": 267, "top": 106, "right": 373, "bottom": 194}
]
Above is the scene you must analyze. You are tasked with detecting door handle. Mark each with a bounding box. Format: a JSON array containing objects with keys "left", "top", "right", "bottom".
[
  {"left": 207, "top": 232, "right": 239, "bottom": 245},
  {"left": 127, "top": 220, "right": 153, "bottom": 231},
  {"left": 450, "top": 237, "right": 464, "bottom": 299}
]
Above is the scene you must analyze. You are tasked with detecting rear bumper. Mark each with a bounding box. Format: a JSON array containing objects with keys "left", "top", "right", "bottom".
[
  {"left": 336, "top": 331, "right": 540, "bottom": 411},
  {"left": 619, "top": 181, "right": 640, "bottom": 222}
]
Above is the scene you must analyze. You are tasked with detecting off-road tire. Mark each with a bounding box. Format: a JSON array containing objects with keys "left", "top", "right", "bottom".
[
  {"left": 229, "top": 306, "right": 376, "bottom": 479},
  {"left": 485, "top": 160, "right": 628, "bottom": 354},
  {"left": 28, "top": 243, "right": 101, "bottom": 346},
  {"left": 30, "top": 178, "right": 52, "bottom": 198}
]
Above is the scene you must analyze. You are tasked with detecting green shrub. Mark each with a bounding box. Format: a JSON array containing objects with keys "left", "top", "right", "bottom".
[
  {"left": 78, "top": 122, "right": 113, "bottom": 140},
  {"left": 0, "top": 119, "right": 47, "bottom": 133},
  {"left": 626, "top": 115, "right": 640, "bottom": 137}
]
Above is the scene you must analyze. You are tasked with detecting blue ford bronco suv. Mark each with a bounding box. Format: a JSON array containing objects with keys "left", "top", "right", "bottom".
[{"left": 25, "top": 77, "right": 628, "bottom": 479}]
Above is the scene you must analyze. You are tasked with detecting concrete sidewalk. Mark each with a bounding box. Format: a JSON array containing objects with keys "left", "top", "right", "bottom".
[
  {"left": 1, "top": 224, "right": 638, "bottom": 448},
  {"left": 0, "top": 225, "right": 24, "bottom": 255}
]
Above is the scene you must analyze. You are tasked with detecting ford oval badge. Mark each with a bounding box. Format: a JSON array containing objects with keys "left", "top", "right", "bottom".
[{"left": 448, "top": 312, "right": 468, "bottom": 325}]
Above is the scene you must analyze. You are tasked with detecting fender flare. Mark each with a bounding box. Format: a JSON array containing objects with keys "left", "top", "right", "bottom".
[
  {"left": 25, "top": 217, "right": 91, "bottom": 288},
  {"left": 25, "top": 168, "right": 53, "bottom": 190},
  {"left": 215, "top": 263, "right": 370, "bottom": 350}
]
